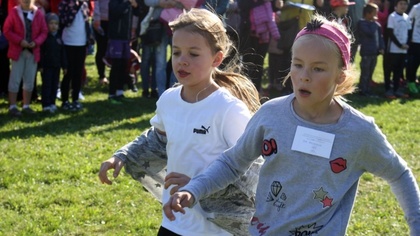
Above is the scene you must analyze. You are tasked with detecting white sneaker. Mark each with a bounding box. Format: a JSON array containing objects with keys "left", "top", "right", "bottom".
[
  {"left": 50, "top": 105, "right": 58, "bottom": 112},
  {"left": 57, "top": 89, "right": 61, "bottom": 99},
  {"left": 79, "top": 92, "right": 85, "bottom": 100},
  {"left": 43, "top": 106, "right": 55, "bottom": 113}
]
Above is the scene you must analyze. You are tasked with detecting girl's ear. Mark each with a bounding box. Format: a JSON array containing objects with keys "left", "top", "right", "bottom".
[
  {"left": 212, "top": 51, "right": 224, "bottom": 67},
  {"left": 336, "top": 71, "right": 346, "bottom": 84}
]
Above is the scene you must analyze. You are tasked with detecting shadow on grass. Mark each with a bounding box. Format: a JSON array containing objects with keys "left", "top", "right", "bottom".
[
  {"left": 0, "top": 96, "right": 157, "bottom": 140},
  {"left": 1, "top": 81, "right": 418, "bottom": 140}
]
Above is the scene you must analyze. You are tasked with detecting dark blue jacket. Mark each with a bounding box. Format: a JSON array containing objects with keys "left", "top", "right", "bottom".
[
  {"left": 39, "top": 32, "right": 67, "bottom": 69},
  {"left": 108, "top": 0, "right": 139, "bottom": 40},
  {"left": 357, "top": 19, "right": 385, "bottom": 56}
]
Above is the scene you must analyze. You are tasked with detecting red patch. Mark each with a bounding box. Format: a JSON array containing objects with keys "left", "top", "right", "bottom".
[
  {"left": 322, "top": 196, "right": 333, "bottom": 208},
  {"left": 329, "top": 157, "right": 347, "bottom": 173}
]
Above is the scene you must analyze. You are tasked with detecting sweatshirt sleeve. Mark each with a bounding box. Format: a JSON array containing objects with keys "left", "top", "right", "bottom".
[
  {"left": 113, "top": 126, "right": 167, "bottom": 180},
  {"left": 387, "top": 27, "right": 403, "bottom": 48},
  {"left": 181, "top": 105, "right": 267, "bottom": 204},
  {"left": 388, "top": 169, "right": 420, "bottom": 236},
  {"left": 377, "top": 23, "right": 385, "bottom": 50},
  {"left": 356, "top": 119, "right": 420, "bottom": 235}
]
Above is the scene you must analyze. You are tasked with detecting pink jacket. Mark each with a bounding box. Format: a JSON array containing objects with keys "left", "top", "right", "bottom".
[
  {"left": 250, "top": 2, "right": 280, "bottom": 44},
  {"left": 4, "top": 5, "right": 48, "bottom": 62}
]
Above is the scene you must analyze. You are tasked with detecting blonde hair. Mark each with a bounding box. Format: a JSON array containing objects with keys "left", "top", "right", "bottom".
[
  {"left": 284, "top": 14, "right": 357, "bottom": 99},
  {"left": 169, "top": 8, "right": 261, "bottom": 113}
]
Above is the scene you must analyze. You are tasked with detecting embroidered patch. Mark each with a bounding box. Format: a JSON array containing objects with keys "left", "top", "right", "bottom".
[
  {"left": 266, "top": 181, "right": 287, "bottom": 211},
  {"left": 313, "top": 187, "right": 333, "bottom": 208},
  {"left": 289, "top": 223, "right": 323, "bottom": 235},
  {"left": 262, "top": 138, "right": 277, "bottom": 156},
  {"left": 329, "top": 157, "right": 347, "bottom": 173},
  {"left": 251, "top": 217, "right": 270, "bottom": 236}
]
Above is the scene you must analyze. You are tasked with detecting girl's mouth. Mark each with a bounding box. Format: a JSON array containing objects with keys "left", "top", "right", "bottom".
[
  {"left": 177, "top": 70, "right": 190, "bottom": 78},
  {"left": 298, "top": 89, "right": 311, "bottom": 96}
]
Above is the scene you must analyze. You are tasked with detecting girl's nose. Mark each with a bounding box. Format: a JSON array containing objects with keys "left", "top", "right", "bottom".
[
  {"left": 300, "top": 77, "right": 310, "bottom": 82},
  {"left": 299, "top": 70, "right": 310, "bottom": 82},
  {"left": 178, "top": 55, "right": 189, "bottom": 66}
]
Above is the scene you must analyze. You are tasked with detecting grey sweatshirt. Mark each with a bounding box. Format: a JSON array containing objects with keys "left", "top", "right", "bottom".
[{"left": 182, "top": 94, "right": 420, "bottom": 236}]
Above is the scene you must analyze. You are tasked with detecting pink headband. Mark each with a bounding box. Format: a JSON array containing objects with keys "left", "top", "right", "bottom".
[{"left": 295, "top": 21, "right": 351, "bottom": 69}]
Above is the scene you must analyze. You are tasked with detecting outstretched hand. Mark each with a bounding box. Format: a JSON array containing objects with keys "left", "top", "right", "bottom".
[
  {"left": 163, "top": 191, "right": 195, "bottom": 221},
  {"left": 164, "top": 172, "right": 191, "bottom": 195},
  {"left": 98, "top": 156, "right": 124, "bottom": 185}
]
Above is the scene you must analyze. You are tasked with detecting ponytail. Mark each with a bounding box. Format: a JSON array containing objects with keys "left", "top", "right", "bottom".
[{"left": 213, "top": 69, "right": 261, "bottom": 114}]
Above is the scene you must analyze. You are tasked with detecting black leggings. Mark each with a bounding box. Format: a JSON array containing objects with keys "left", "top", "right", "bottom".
[
  {"left": 94, "top": 20, "right": 109, "bottom": 79},
  {"left": 406, "top": 43, "right": 420, "bottom": 83},
  {"left": 157, "top": 226, "right": 181, "bottom": 236},
  {"left": 108, "top": 58, "right": 127, "bottom": 96},
  {"left": 383, "top": 53, "right": 406, "bottom": 92},
  {"left": 62, "top": 45, "right": 86, "bottom": 102}
]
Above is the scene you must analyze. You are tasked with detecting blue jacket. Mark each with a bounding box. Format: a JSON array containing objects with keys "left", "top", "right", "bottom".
[
  {"left": 357, "top": 19, "right": 385, "bottom": 56},
  {"left": 39, "top": 32, "right": 67, "bottom": 69}
]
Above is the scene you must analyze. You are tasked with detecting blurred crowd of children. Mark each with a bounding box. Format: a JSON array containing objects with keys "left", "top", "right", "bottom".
[{"left": 0, "top": 0, "right": 419, "bottom": 118}]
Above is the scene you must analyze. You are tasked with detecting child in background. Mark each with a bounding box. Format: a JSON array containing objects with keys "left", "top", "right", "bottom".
[
  {"left": 406, "top": 1, "right": 420, "bottom": 94},
  {"left": 106, "top": 0, "right": 139, "bottom": 104},
  {"left": 163, "top": 15, "right": 420, "bottom": 236},
  {"left": 99, "top": 8, "right": 262, "bottom": 236},
  {"left": 58, "top": 0, "right": 91, "bottom": 111},
  {"left": 0, "top": 21, "right": 10, "bottom": 98},
  {"left": 3, "top": 0, "right": 48, "bottom": 116},
  {"left": 102, "top": 48, "right": 141, "bottom": 93},
  {"left": 369, "top": 0, "right": 390, "bottom": 32},
  {"left": 328, "top": 0, "right": 355, "bottom": 33},
  {"left": 39, "top": 13, "right": 67, "bottom": 113},
  {"left": 357, "top": 3, "right": 384, "bottom": 96},
  {"left": 383, "top": 0, "right": 411, "bottom": 98}
]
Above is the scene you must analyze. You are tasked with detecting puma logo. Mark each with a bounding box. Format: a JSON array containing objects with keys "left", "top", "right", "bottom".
[{"left": 193, "top": 126, "right": 210, "bottom": 134}]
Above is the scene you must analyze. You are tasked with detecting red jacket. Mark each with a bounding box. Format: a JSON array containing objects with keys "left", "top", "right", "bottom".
[
  {"left": 4, "top": 5, "right": 48, "bottom": 62},
  {"left": 49, "top": 0, "right": 61, "bottom": 13}
]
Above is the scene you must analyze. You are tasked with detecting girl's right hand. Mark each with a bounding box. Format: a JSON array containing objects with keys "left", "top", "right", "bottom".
[
  {"left": 93, "top": 21, "right": 104, "bottom": 36},
  {"left": 163, "top": 191, "right": 195, "bottom": 221},
  {"left": 20, "top": 40, "right": 30, "bottom": 48},
  {"left": 98, "top": 156, "right": 124, "bottom": 185}
]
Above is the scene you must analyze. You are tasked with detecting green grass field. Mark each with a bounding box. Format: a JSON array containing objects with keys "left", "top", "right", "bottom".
[{"left": 0, "top": 54, "right": 419, "bottom": 235}]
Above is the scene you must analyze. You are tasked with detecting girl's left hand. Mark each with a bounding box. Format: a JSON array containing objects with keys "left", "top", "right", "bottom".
[{"left": 164, "top": 172, "right": 191, "bottom": 195}]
